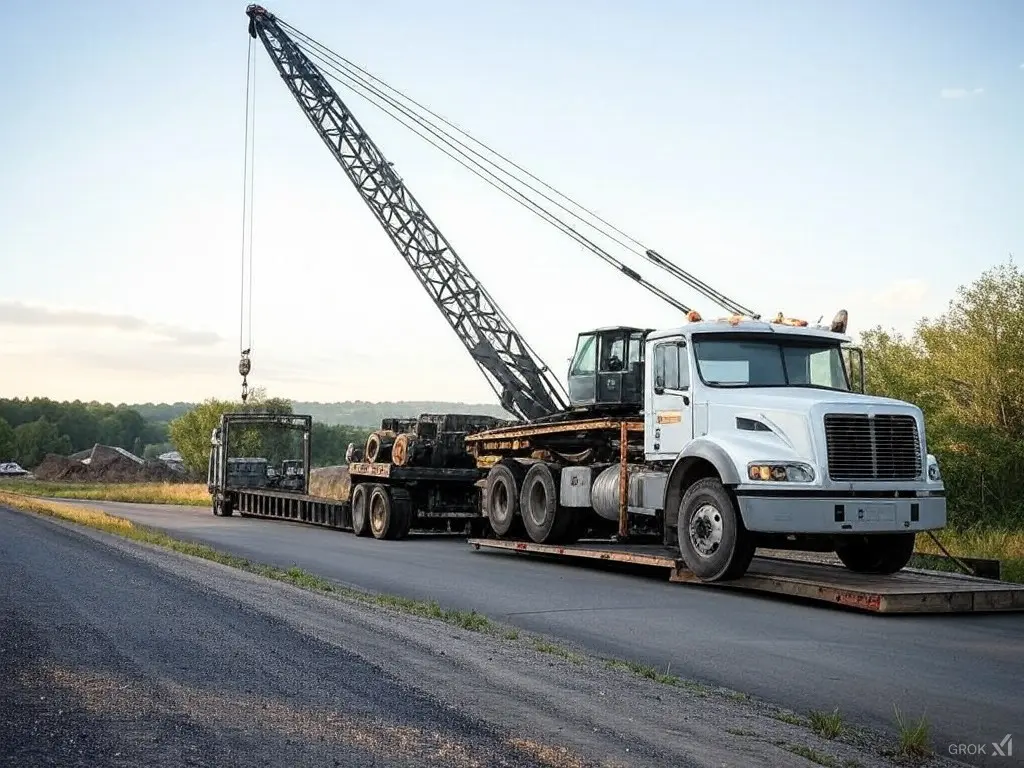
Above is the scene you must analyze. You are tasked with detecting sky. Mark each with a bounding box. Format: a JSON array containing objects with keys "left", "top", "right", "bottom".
[{"left": 1, "top": 0, "right": 1022, "bottom": 407}]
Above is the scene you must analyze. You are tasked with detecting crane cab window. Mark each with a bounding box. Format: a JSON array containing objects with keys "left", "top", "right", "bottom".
[
  {"left": 570, "top": 334, "right": 597, "bottom": 376},
  {"left": 599, "top": 334, "right": 627, "bottom": 372},
  {"left": 653, "top": 341, "right": 689, "bottom": 390}
]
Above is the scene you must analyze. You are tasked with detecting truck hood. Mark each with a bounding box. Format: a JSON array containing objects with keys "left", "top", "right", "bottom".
[{"left": 701, "top": 386, "right": 924, "bottom": 463}]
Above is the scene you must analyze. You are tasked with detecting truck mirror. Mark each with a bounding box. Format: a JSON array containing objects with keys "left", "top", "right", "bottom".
[{"left": 654, "top": 375, "right": 665, "bottom": 393}]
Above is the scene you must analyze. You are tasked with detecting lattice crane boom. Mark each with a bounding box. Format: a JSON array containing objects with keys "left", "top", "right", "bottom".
[{"left": 246, "top": 5, "right": 568, "bottom": 421}]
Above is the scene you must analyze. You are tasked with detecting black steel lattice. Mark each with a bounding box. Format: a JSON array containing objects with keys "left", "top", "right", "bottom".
[{"left": 247, "top": 6, "right": 568, "bottom": 421}]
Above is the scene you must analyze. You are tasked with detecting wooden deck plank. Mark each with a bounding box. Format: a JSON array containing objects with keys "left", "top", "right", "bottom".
[{"left": 466, "top": 538, "right": 1024, "bottom": 614}]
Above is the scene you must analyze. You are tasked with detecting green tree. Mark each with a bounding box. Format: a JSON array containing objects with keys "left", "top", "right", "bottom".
[
  {"left": 13, "top": 418, "right": 73, "bottom": 468},
  {"left": 0, "top": 417, "right": 15, "bottom": 462},
  {"left": 859, "top": 257, "right": 1024, "bottom": 529},
  {"left": 168, "top": 388, "right": 294, "bottom": 474}
]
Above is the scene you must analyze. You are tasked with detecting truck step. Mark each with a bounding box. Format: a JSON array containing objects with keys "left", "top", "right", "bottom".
[{"left": 467, "top": 538, "right": 1024, "bottom": 615}]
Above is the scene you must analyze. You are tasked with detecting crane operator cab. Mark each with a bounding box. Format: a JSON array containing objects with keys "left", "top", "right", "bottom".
[{"left": 567, "top": 326, "right": 651, "bottom": 412}]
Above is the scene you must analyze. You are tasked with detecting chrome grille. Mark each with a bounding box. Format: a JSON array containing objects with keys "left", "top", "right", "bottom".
[{"left": 823, "top": 413, "right": 921, "bottom": 481}]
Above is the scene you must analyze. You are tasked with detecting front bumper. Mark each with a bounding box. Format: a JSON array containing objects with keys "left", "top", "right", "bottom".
[{"left": 736, "top": 493, "right": 946, "bottom": 534}]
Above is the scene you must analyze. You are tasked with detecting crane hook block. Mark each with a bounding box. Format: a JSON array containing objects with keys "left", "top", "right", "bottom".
[{"left": 239, "top": 351, "right": 252, "bottom": 403}]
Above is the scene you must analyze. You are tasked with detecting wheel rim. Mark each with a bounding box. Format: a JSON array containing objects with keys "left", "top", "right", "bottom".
[
  {"left": 492, "top": 481, "right": 509, "bottom": 521},
  {"left": 688, "top": 503, "right": 723, "bottom": 558},
  {"left": 527, "top": 480, "right": 546, "bottom": 525},
  {"left": 370, "top": 494, "right": 386, "bottom": 532}
]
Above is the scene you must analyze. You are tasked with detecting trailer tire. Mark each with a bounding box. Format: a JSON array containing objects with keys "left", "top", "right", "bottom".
[
  {"left": 351, "top": 483, "right": 371, "bottom": 536},
  {"left": 368, "top": 484, "right": 401, "bottom": 540},
  {"left": 520, "top": 462, "right": 573, "bottom": 544},
  {"left": 676, "top": 478, "right": 754, "bottom": 581},
  {"left": 391, "top": 487, "right": 413, "bottom": 540},
  {"left": 834, "top": 533, "right": 915, "bottom": 574},
  {"left": 485, "top": 462, "right": 524, "bottom": 537}
]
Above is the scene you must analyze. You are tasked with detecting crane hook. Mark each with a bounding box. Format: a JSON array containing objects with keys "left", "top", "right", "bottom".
[{"left": 239, "top": 349, "right": 252, "bottom": 403}]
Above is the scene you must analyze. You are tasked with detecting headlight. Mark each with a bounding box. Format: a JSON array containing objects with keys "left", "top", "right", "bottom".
[
  {"left": 927, "top": 454, "right": 941, "bottom": 482},
  {"left": 747, "top": 462, "right": 816, "bottom": 482}
]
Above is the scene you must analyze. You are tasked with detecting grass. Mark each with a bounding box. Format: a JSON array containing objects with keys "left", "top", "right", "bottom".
[
  {"left": 892, "top": 705, "right": 932, "bottom": 760},
  {"left": 783, "top": 743, "right": 839, "bottom": 767},
  {"left": 916, "top": 527, "right": 1024, "bottom": 583},
  {"left": 0, "top": 479, "right": 209, "bottom": 506},
  {"left": 809, "top": 708, "right": 844, "bottom": 739}
]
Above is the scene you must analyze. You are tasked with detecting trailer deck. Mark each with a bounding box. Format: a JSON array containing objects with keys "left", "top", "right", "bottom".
[
  {"left": 234, "top": 487, "right": 351, "bottom": 529},
  {"left": 468, "top": 538, "right": 1024, "bottom": 614}
]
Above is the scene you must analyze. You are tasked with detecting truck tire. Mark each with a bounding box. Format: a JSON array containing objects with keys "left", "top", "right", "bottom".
[
  {"left": 368, "top": 484, "right": 402, "bottom": 540},
  {"left": 676, "top": 477, "right": 754, "bottom": 581},
  {"left": 213, "top": 497, "right": 234, "bottom": 517},
  {"left": 485, "top": 462, "right": 524, "bottom": 537},
  {"left": 390, "top": 487, "right": 413, "bottom": 540},
  {"left": 519, "top": 462, "right": 573, "bottom": 544},
  {"left": 835, "top": 533, "right": 915, "bottom": 574},
  {"left": 351, "top": 483, "right": 371, "bottom": 536}
]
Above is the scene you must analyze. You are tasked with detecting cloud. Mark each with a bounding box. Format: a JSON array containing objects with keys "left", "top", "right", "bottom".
[
  {"left": 0, "top": 300, "right": 221, "bottom": 346},
  {"left": 940, "top": 87, "right": 984, "bottom": 99}
]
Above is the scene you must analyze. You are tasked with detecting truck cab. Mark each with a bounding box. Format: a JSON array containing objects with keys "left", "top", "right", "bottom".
[{"left": 644, "top": 313, "right": 946, "bottom": 580}]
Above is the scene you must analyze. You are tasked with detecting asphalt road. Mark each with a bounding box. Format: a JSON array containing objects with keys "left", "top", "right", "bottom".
[
  {"left": 4, "top": 505, "right": 929, "bottom": 768},
  {"left": 34, "top": 500, "right": 1024, "bottom": 761}
]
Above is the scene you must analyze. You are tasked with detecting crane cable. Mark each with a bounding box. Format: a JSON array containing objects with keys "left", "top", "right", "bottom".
[
  {"left": 290, "top": 37, "right": 690, "bottom": 315},
  {"left": 238, "top": 36, "right": 257, "bottom": 403},
  {"left": 280, "top": 19, "right": 755, "bottom": 319}
]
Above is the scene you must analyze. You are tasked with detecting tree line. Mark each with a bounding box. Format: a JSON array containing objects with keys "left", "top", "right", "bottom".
[
  {"left": 0, "top": 394, "right": 371, "bottom": 474},
  {"left": 129, "top": 399, "right": 511, "bottom": 428},
  {"left": 860, "top": 258, "right": 1024, "bottom": 531},
  {"left": 0, "top": 398, "right": 171, "bottom": 469}
]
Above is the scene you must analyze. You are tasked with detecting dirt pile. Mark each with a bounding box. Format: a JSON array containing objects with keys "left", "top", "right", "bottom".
[
  {"left": 309, "top": 465, "right": 351, "bottom": 501},
  {"left": 33, "top": 449, "right": 184, "bottom": 483}
]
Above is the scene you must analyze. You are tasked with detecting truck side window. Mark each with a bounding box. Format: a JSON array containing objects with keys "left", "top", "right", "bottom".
[
  {"left": 676, "top": 344, "right": 690, "bottom": 389},
  {"left": 570, "top": 334, "right": 597, "bottom": 375},
  {"left": 654, "top": 343, "right": 680, "bottom": 389}
]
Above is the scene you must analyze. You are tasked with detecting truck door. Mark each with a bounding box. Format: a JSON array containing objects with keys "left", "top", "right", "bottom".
[{"left": 646, "top": 338, "right": 694, "bottom": 460}]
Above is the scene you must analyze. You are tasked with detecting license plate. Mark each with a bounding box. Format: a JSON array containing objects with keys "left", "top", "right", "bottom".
[{"left": 853, "top": 503, "right": 896, "bottom": 522}]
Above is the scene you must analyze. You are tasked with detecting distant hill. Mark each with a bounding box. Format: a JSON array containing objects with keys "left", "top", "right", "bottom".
[{"left": 128, "top": 400, "right": 513, "bottom": 428}]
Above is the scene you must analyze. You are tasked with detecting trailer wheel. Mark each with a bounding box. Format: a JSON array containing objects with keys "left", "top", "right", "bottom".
[
  {"left": 368, "top": 484, "right": 401, "bottom": 540},
  {"left": 213, "top": 497, "right": 234, "bottom": 517},
  {"left": 520, "top": 462, "right": 573, "bottom": 544},
  {"left": 676, "top": 478, "right": 754, "bottom": 581},
  {"left": 351, "top": 483, "right": 371, "bottom": 536},
  {"left": 390, "top": 487, "right": 413, "bottom": 540},
  {"left": 834, "top": 533, "right": 915, "bottom": 574},
  {"left": 485, "top": 462, "right": 524, "bottom": 537}
]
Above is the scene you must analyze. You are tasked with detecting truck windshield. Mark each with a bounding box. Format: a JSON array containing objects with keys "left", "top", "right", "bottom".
[{"left": 692, "top": 335, "right": 851, "bottom": 390}]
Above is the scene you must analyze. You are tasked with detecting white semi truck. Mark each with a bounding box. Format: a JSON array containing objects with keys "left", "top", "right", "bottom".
[{"left": 467, "top": 314, "right": 947, "bottom": 582}]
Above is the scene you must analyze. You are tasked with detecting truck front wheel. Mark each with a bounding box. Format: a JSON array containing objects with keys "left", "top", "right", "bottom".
[
  {"left": 676, "top": 478, "right": 754, "bottom": 581},
  {"left": 834, "top": 533, "right": 915, "bottom": 574}
]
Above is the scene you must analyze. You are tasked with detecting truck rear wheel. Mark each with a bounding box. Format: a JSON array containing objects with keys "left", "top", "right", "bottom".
[
  {"left": 368, "top": 484, "right": 402, "bottom": 540},
  {"left": 835, "top": 533, "right": 915, "bottom": 574},
  {"left": 520, "top": 462, "right": 573, "bottom": 544},
  {"left": 676, "top": 478, "right": 754, "bottom": 581},
  {"left": 351, "top": 483, "right": 371, "bottom": 536},
  {"left": 485, "top": 462, "right": 524, "bottom": 537}
]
